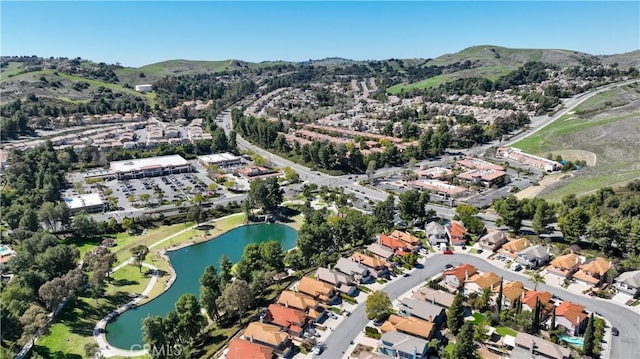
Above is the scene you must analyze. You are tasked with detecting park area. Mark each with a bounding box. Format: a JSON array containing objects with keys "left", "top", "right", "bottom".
[
  {"left": 34, "top": 214, "right": 249, "bottom": 359},
  {"left": 512, "top": 82, "right": 640, "bottom": 201}
]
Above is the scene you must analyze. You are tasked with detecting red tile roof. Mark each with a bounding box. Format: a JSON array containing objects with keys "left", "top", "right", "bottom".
[
  {"left": 448, "top": 221, "right": 466, "bottom": 243},
  {"left": 521, "top": 291, "right": 552, "bottom": 310},
  {"left": 267, "top": 304, "right": 307, "bottom": 330},
  {"left": 227, "top": 338, "right": 273, "bottom": 359},
  {"left": 556, "top": 301, "right": 587, "bottom": 326},
  {"left": 443, "top": 264, "right": 477, "bottom": 283},
  {"left": 379, "top": 234, "right": 410, "bottom": 251}
]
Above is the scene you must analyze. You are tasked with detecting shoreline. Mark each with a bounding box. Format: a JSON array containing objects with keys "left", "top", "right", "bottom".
[{"left": 98, "top": 214, "right": 301, "bottom": 356}]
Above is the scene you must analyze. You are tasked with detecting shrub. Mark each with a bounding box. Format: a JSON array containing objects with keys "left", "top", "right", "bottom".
[
  {"left": 364, "top": 326, "right": 381, "bottom": 339},
  {"left": 340, "top": 293, "right": 357, "bottom": 304}
]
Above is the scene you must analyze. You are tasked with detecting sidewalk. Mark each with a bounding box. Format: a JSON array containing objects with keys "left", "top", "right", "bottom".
[
  {"left": 95, "top": 262, "right": 159, "bottom": 357},
  {"left": 95, "top": 213, "right": 244, "bottom": 357}
]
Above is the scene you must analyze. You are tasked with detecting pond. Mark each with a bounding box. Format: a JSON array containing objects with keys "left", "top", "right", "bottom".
[{"left": 105, "top": 223, "right": 298, "bottom": 349}]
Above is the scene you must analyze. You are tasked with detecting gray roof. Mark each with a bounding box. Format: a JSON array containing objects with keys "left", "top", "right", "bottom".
[
  {"left": 514, "top": 332, "right": 571, "bottom": 359},
  {"left": 400, "top": 298, "right": 445, "bottom": 321},
  {"left": 411, "top": 287, "right": 455, "bottom": 308},
  {"left": 425, "top": 221, "right": 446, "bottom": 235},
  {"left": 518, "top": 245, "right": 549, "bottom": 260},
  {"left": 367, "top": 243, "right": 395, "bottom": 259},
  {"left": 380, "top": 331, "right": 428, "bottom": 355},
  {"left": 479, "top": 230, "right": 508, "bottom": 245},
  {"left": 616, "top": 270, "right": 640, "bottom": 287},
  {"left": 335, "top": 257, "right": 370, "bottom": 277},
  {"left": 316, "top": 267, "right": 354, "bottom": 286}
]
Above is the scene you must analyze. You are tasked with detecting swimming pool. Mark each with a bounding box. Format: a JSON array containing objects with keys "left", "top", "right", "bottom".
[
  {"left": 0, "top": 245, "right": 9, "bottom": 255},
  {"left": 559, "top": 335, "right": 584, "bottom": 347}
]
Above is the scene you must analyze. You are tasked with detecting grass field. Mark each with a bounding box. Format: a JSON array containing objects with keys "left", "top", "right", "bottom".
[
  {"left": 511, "top": 82, "right": 640, "bottom": 201},
  {"left": 495, "top": 326, "right": 517, "bottom": 337},
  {"left": 37, "top": 214, "right": 251, "bottom": 357}
]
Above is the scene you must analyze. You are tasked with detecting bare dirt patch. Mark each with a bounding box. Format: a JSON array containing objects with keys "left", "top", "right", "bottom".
[{"left": 515, "top": 173, "right": 566, "bottom": 199}]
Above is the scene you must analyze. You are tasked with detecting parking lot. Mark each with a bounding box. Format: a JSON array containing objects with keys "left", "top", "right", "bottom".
[{"left": 102, "top": 170, "right": 218, "bottom": 212}]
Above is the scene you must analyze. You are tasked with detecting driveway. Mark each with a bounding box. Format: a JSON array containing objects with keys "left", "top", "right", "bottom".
[{"left": 319, "top": 253, "right": 640, "bottom": 359}]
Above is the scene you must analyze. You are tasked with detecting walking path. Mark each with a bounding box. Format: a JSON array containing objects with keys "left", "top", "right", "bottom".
[{"left": 95, "top": 213, "right": 244, "bottom": 358}]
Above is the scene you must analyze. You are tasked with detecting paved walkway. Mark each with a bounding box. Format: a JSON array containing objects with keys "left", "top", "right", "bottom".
[
  {"left": 95, "top": 262, "right": 159, "bottom": 357},
  {"left": 95, "top": 213, "right": 244, "bottom": 357}
]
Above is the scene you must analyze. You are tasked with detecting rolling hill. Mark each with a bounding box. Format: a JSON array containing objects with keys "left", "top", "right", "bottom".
[
  {"left": 2, "top": 45, "right": 638, "bottom": 104},
  {"left": 388, "top": 45, "right": 640, "bottom": 94}
]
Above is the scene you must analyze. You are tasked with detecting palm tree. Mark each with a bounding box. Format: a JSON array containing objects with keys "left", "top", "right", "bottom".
[{"left": 529, "top": 272, "right": 546, "bottom": 291}]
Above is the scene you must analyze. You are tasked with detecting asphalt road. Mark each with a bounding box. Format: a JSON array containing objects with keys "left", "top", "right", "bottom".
[{"left": 319, "top": 253, "right": 640, "bottom": 359}]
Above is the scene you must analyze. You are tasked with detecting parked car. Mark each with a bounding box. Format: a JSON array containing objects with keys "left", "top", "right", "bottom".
[
  {"left": 612, "top": 327, "right": 619, "bottom": 336},
  {"left": 443, "top": 249, "right": 454, "bottom": 255},
  {"left": 445, "top": 264, "right": 454, "bottom": 269},
  {"left": 312, "top": 344, "right": 324, "bottom": 355}
]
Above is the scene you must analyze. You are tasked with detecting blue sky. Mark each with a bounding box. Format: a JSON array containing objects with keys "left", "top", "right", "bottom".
[{"left": 1, "top": 1, "right": 638, "bottom": 67}]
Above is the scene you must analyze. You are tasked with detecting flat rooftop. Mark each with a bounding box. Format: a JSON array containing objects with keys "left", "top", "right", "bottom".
[
  {"left": 65, "top": 193, "right": 104, "bottom": 209},
  {"left": 110, "top": 155, "right": 188, "bottom": 173},
  {"left": 197, "top": 152, "right": 241, "bottom": 164}
]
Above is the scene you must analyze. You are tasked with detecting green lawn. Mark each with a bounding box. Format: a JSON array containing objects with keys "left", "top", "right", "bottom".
[
  {"left": 511, "top": 112, "right": 638, "bottom": 155},
  {"left": 37, "top": 214, "right": 251, "bottom": 357},
  {"left": 470, "top": 312, "right": 486, "bottom": 325},
  {"left": 387, "top": 75, "right": 451, "bottom": 94},
  {"left": 495, "top": 326, "right": 517, "bottom": 337},
  {"left": 510, "top": 83, "right": 640, "bottom": 200},
  {"left": 540, "top": 169, "right": 640, "bottom": 202},
  {"left": 36, "top": 293, "right": 133, "bottom": 358},
  {"left": 109, "top": 263, "right": 153, "bottom": 295}
]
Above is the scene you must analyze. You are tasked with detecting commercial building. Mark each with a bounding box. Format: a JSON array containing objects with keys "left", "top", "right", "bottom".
[
  {"left": 457, "top": 158, "right": 505, "bottom": 171},
  {"left": 110, "top": 155, "right": 191, "bottom": 179},
  {"left": 197, "top": 152, "right": 242, "bottom": 168},
  {"left": 497, "top": 147, "right": 562, "bottom": 172},
  {"left": 457, "top": 168, "right": 509, "bottom": 188},
  {"left": 411, "top": 179, "right": 467, "bottom": 200},
  {"left": 64, "top": 193, "right": 105, "bottom": 214}
]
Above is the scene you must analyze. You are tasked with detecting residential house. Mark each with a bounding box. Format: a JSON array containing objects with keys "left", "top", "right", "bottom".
[
  {"left": 464, "top": 271, "right": 501, "bottom": 295},
  {"left": 390, "top": 230, "right": 421, "bottom": 247},
  {"left": 555, "top": 301, "right": 588, "bottom": 335},
  {"left": 399, "top": 298, "right": 447, "bottom": 326},
  {"left": 335, "top": 257, "right": 371, "bottom": 283},
  {"left": 379, "top": 234, "right": 414, "bottom": 257},
  {"left": 315, "top": 267, "right": 358, "bottom": 296},
  {"left": 242, "top": 321, "right": 293, "bottom": 357},
  {"left": 614, "top": 270, "right": 640, "bottom": 297},
  {"left": 425, "top": 221, "right": 448, "bottom": 246},
  {"left": 227, "top": 338, "right": 274, "bottom": 359},
  {"left": 511, "top": 332, "right": 572, "bottom": 359},
  {"left": 351, "top": 252, "right": 390, "bottom": 279},
  {"left": 478, "top": 230, "right": 509, "bottom": 252},
  {"left": 366, "top": 243, "right": 395, "bottom": 261},
  {"left": 265, "top": 304, "right": 308, "bottom": 337},
  {"left": 446, "top": 220, "right": 467, "bottom": 246},
  {"left": 498, "top": 237, "right": 530, "bottom": 259},
  {"left": 493, "top": 281, "right": 525, "bottom": 307},
  {"left": 546, "top": 253, "right": 581, "bottom": 279},
  {"left": 573, "top": 257, "right": 611, "bottom": 286},
  {"left": 521, "top": 291, "right": 553, "bottom": 312},
  {"left": 411, "top": 287, "right": 455, "bottom": 308},
  {"left": 378, "top": 331, "right": 429, "bottom": 359},
  {"left": 380, "top": 314, "right": 435, "bottom": 340},
  {"left": 296, "top": 277, "right": 336, "bottom": 303},
  {"left": 516, "top": 245, "right": 550, "bottom": 269},
  {"left": 276, "top": 291, "right": 323, "bottom": 321},
  {"left": 443, "top": 264, "right": 478, "bottom": 288}
]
